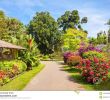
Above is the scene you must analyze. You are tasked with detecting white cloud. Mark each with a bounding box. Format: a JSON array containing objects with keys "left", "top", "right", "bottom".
[{"left": 79, "top": 8, "right": 109, "bottom": 37}]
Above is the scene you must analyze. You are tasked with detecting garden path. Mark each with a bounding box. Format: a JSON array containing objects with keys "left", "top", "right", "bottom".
[{"left": 24, "top": 61, "right": 85, "bottom": 91}]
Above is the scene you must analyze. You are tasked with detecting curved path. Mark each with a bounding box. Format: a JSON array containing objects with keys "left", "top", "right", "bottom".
[{"left": 24, "top": 61, "right": 85, "bottom": 91}]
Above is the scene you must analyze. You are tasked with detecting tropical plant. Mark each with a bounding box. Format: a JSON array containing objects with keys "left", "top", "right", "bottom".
[{"left": 19, "top": 34, "right": 40, "bottom": 70}]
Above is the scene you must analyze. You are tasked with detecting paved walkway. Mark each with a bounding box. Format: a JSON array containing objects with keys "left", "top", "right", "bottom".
[{"left": 24, "top": 61, "right": 85, "bottom": 91}]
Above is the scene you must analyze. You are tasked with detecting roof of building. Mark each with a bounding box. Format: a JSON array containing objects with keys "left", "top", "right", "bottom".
[{"left": 0, "top": 40, "right": 26, "bottom": 50}]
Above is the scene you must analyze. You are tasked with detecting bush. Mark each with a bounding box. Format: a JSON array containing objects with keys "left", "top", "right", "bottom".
[
  {"left": 63, "top": 52, "right": 74, "bottom": 63},
  {"left": 41, "top": 55, "right": 49, "bottom": 60},
  {"left": 82, "top": 51, "right": 106, "bottom": 59},
  {"left": 0, "top": 70, "right": 10, "bottom": 85},
  {"left": 0, "top": 60, "right": 27, "bottom": 73},
  {"left": 78, "top": 44, "right": 102, "bottom": 56},
  {"left": 0, "top": 60, "right": 27, "bottom": 85},
  {"left": 81, "top": 58, "right": 110, "bottom": 84},
  {"left": 67, "top": 56, "right": 82, "bottom": 66}
]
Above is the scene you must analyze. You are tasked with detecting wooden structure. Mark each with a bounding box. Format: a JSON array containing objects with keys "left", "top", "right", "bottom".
[{"left": 0, "top": 40, "right": 25, "bottom": 60}]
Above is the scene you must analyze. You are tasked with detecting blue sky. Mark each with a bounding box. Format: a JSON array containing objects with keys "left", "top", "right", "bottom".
[{"left": 0, "top": 0, "right": 110, "bottom": 37}]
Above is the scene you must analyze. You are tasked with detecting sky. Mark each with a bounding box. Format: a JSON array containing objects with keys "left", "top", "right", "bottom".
[{"left": 0, "top": 0, "right": 110, "bottom": 37}]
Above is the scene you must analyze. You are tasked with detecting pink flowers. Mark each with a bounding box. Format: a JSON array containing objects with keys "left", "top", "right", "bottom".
[{"left": 63, "top": 45, "right": 110, "bottom": 84}]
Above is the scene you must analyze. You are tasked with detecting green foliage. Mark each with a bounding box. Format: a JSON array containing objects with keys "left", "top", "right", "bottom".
[
  {"left": 82, "top": 51, "right": 105, "bottom": 59},
  {"left": 89, "top": 37, "right": 97, "bottom": 45},
  {"left": 27, "top": 11, "right": 61, "bottom": 54},
  {"left": 2, "top": 77, "right": 10, "bottom": 84},
  {"left": 63, "top": 28, "right": 88, "bottom": 51},
  {"left": 41, "top": 55, "right": 49, "bottom": 60},
  {"left": 57, "top": 10, "right": 87, "bottom": 31}
]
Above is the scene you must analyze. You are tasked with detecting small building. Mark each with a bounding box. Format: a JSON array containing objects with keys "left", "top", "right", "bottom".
[{"left": 0, "top": 40, "right": 25, "bottom": 60}]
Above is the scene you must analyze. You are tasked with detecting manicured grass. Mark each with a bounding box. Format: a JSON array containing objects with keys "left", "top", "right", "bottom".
[
  {"left": 0, "top": 64, "right": 44, "bottom": 91},
  {"left": 63, "top": 66, "right": 110, "bottom": 90}
]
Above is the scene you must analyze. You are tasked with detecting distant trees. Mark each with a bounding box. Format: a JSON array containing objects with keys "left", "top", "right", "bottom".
[
  {"left": 57, "top": 10, "right": 88, "bottom": 31},
  {"left": 97, "top": 31, "right": 107, "bottom": 44},
  {"left": 89, "top": 31, "right": 107, "bottom": 45},
  {"left": 106, "top": 19, "right": 110, "bottom": 43}
]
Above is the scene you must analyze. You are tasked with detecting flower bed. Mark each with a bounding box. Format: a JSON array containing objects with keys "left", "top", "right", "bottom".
[
  {"left": 63, "top": 44, "right": 110, "bottom": 84},
  {"left": 0, "top": 60, "right": 27, "bottom": 86}
]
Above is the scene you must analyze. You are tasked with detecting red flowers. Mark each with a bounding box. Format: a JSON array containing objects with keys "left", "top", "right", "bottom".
[
  {"left": 0, "top": 70, "right": 6, "bottom": 79},
  {"left": 94, "top": 57, "right": 99, "bottom": 63},
  {"left": 89, "top": 71, "right": 94, "bottom": 76},
  {"left": 81, "top": 58, "right": 110, "bottom": 84}
]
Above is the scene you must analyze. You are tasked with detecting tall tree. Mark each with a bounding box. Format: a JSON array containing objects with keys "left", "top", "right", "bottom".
[
  {"left": 57, "top": 10, "right": 87, "bottom": 31},
  {"left": 62, "top": 28, "right": 88, "bottom": 51},
  {"left": 0, "top": 10, "right": 25, "bottom": 42},
  {"left": 27, "top": 12, "right": 61, "bottom": 54},
  {"left": 0, "top": 10, "right": 8, "bottom": 40}
]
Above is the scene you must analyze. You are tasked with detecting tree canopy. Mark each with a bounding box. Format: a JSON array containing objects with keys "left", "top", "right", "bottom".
[
  {"left": 27, "top": 12, "right": 61, "bottom": 54},
  {"left": 57, "top": 10, "right": 88, "bottom": 31},
  {"left": 62, "top": 28, "right": 88, "bottom": 51},
  {"left": 0, "top": 10, "right": 25, "bottom": 41}
]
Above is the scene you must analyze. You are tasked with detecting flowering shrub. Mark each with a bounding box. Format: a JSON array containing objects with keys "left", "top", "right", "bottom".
[
  {"left": 0, "top": 60, "right": 27, "bottom": 85},
  {"left": 63, "top": 52, "right": 74, "bottom": 63},
  {"left": 78, "top": 44, "right": 102, "bottom": 56},
  {"left": 81, "top": 58, "right": 110, "bottom": 84},
  {"left": 0, "top": 70, "right": 10, "bottom": 85},
  {"left": 82, "top": 51, "right": 106, "bottom": 59},
  {"left": 67, "top": 56, "right": 82, "bottom": 66},
  {"left": 0, "top": 70, "right": 6, "bottom": 79}
]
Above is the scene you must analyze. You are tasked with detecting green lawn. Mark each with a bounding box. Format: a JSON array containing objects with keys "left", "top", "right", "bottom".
[
  {"left": 0, "top": 64, "right": 44, "bottom": 91},
  {"left": 63, "top": 66, "right": 110, "bottom": 90}
]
